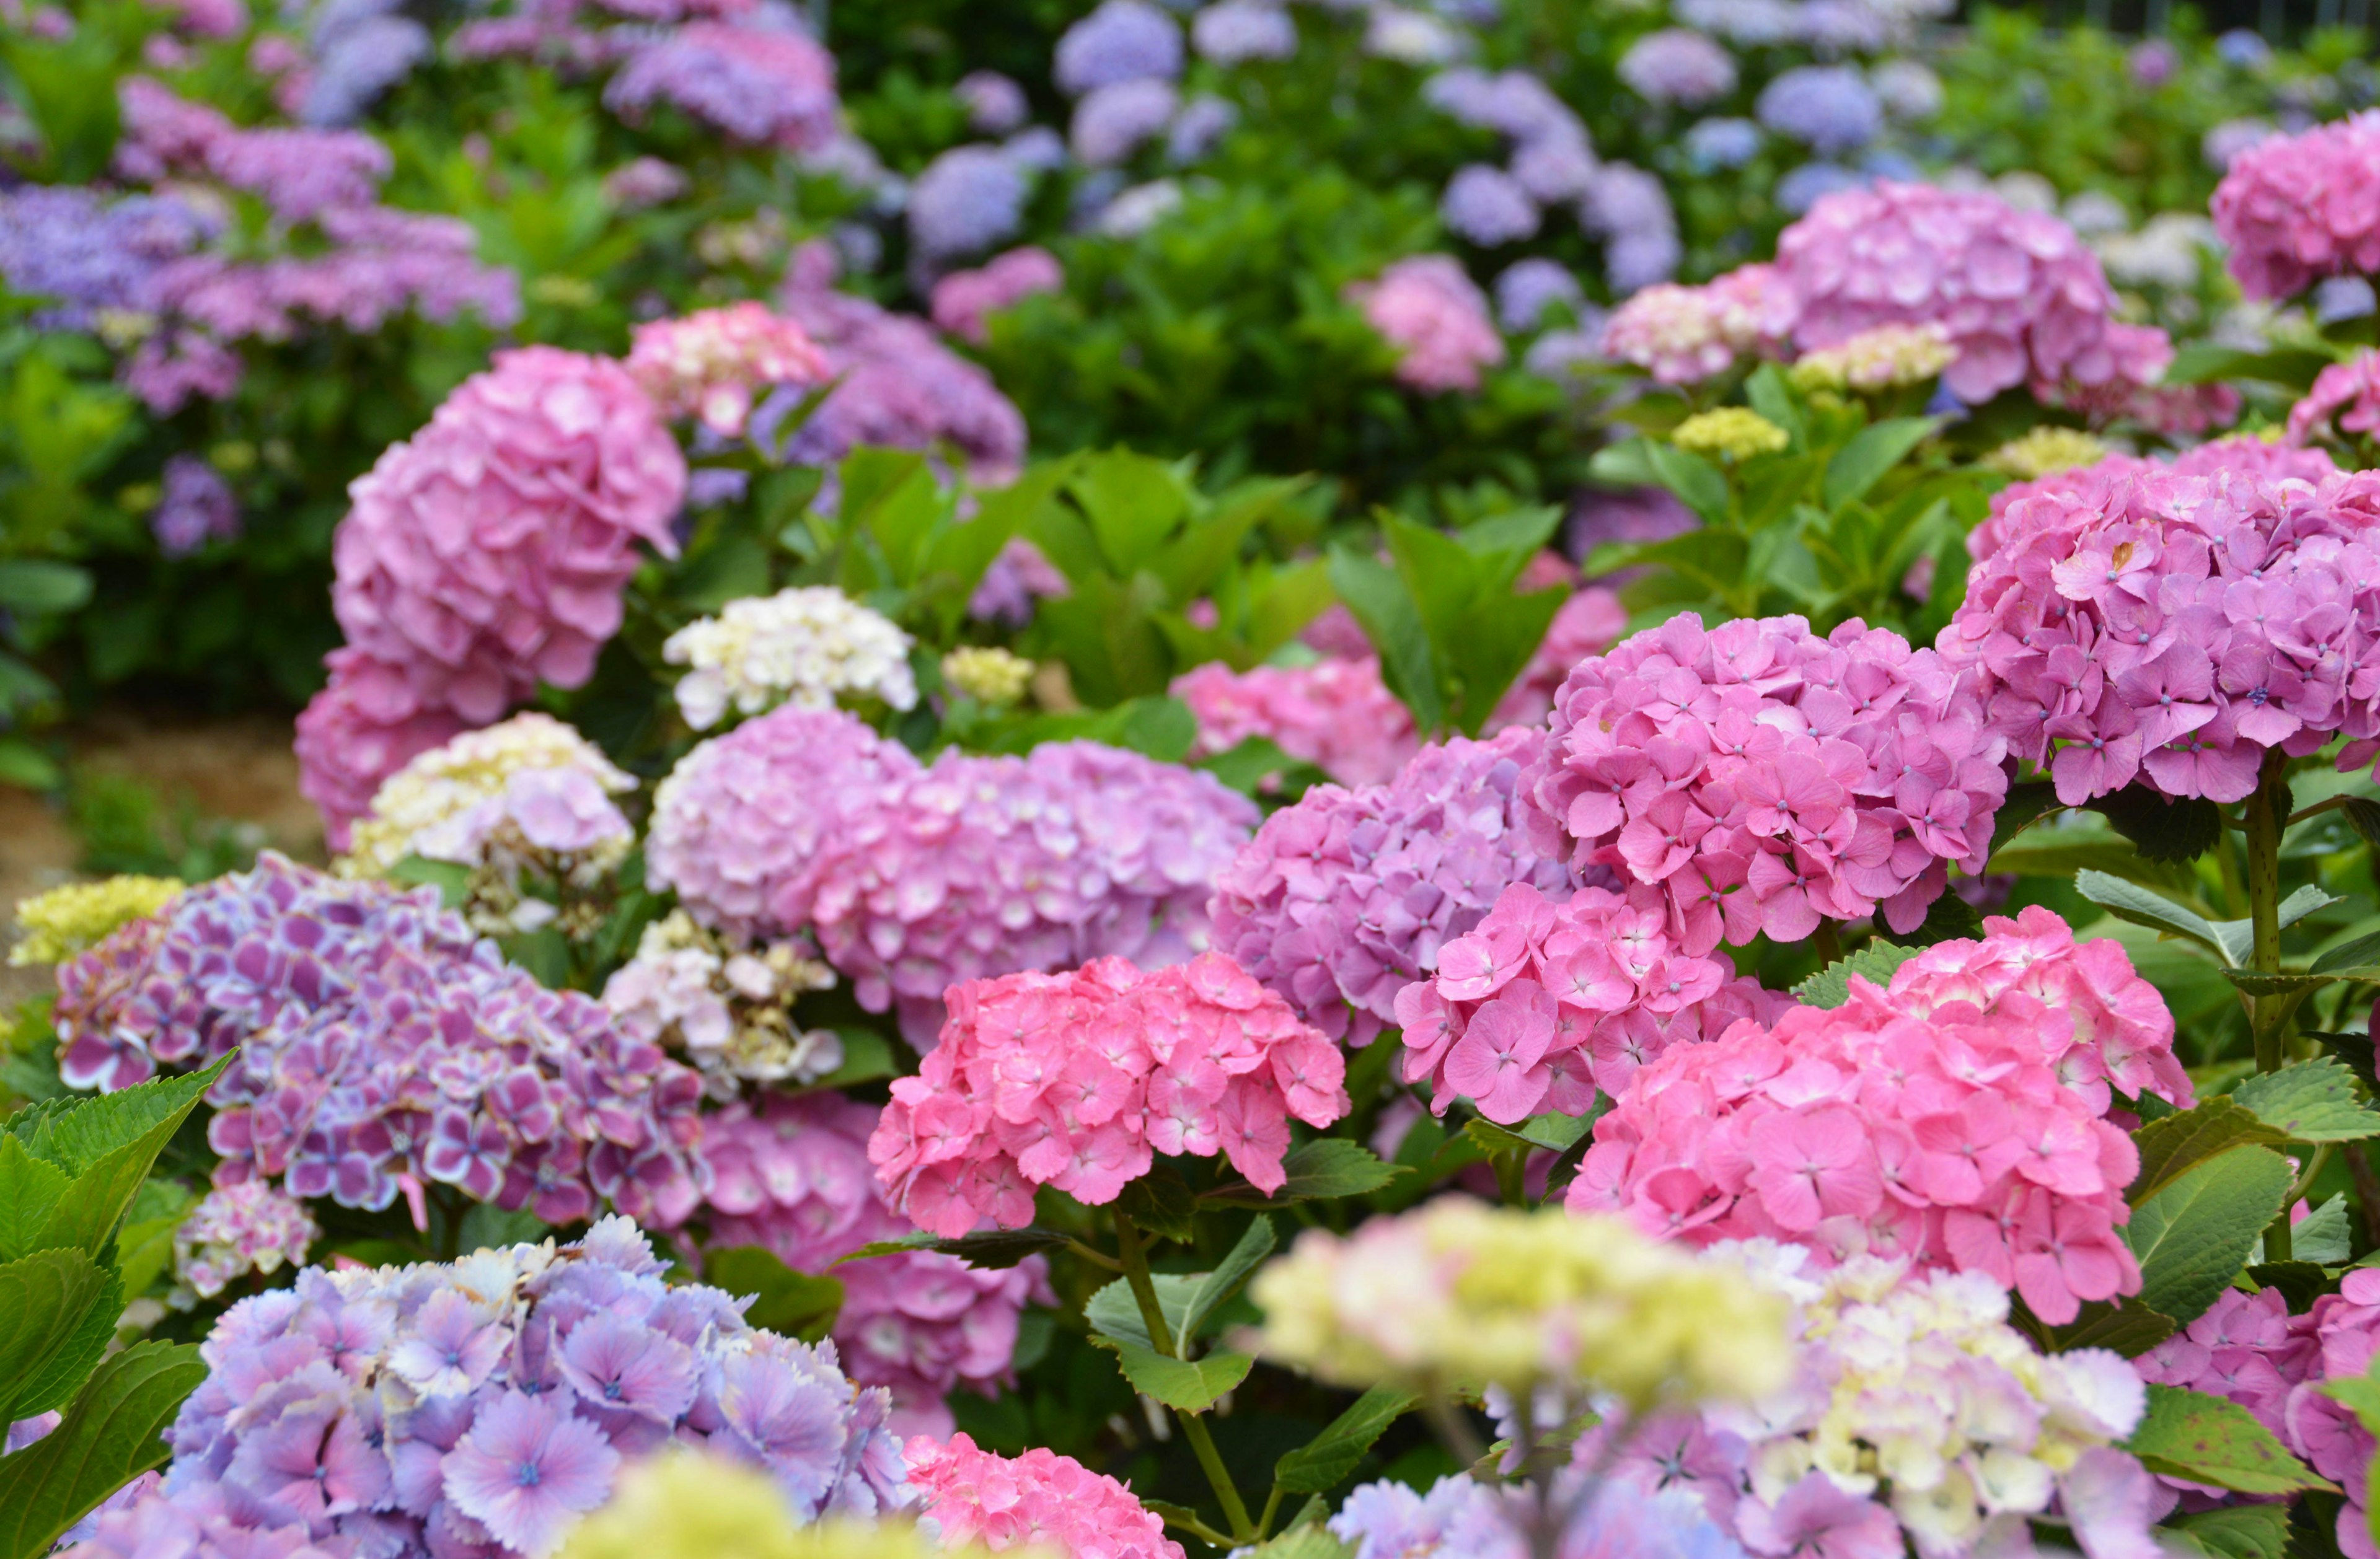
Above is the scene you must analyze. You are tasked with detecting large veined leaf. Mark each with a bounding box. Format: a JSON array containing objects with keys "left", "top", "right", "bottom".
[
  {"left": 1100, "top": 1338, "right": 1253, "bottom": 1413},
  {"left": 0, "top": 1136, "right": 70, "bottom": 1262},
  {"left": 1202, "top": 1141, "right": 1404, "bottom": 1208},
  {"left": 2074, "top": 872, "right": 2238, "bottom": 964},
  {"left": 0, "top": 1248, "right": 116, "bottom": 1427},
  {"left": 2159, "top": 1504, "right": 2290, "bottom": 1559},
  {"left": 702, "top": 1247, "right": 842, "bottom": 1343},
  {"left": 2232, "top": 1060, "right": 2380, "bottom": 1143},
  {"left": 1274, "top": 1386, "right": 1419, "bottom": 1495},
  {"left": 1792, "top": 942, "right": 1916, "bottom": 1009},
  {"left": 840, "top": 1227, "right": 1069, "bottom": 1269},
  {"left": 1086, "top": 1274, "right": 1200, "bottom": 1352},
  {"left": 2128, "top": 1100, "right": 2285, "bottom": 1205},
  {"left": 2127, "top": 1384, "right": 2329, "bottom": 1495},
  {"left": 0, "top": 1340, "right": 208, "bottom": 1559},
  {"left": 1178, "top": 1216, "right": 1276, "bottom": 1348},
  {"left": 2126, "top": 1145, "right": 2293, "bottom": 1325},
  {"left": 16, "top": 1056, "right": 229, "bottom": 1260}
]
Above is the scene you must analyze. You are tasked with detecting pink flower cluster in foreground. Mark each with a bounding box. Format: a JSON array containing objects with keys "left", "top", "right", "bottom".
[
  {"left": 1600, "top": 266, "right": 1788, "bottom": 385},
  {"left": 1942, "top": 462, "right": 2380, "bottom": 805},
  {"left": 868, "top": 954, "right": 1348, "bottom": 1237},
  {"left": 2287, "top": 1270, "right": 2380, "bottom": 1557},
  {"left": 1171, "top": 656, "right": 1419, "bottom": 788},
  {"left": 2290, "top": 350, "right": 2380, "bottom": 447},
  {"left": 695, "top": 1094, "right": 1050, "bottom": 1437},
  {"left": 1395, "top": 882, "right": 1785, "bottom": 1122},
  {"left": 930, "top": 247, "right": 1065, "bottom": 345},
  {"left": 299, "top": 348, "right": 687, "bottom": 845},
  {"left": 1572, "top": 910, "right": 2188, "bottom": 1323},
  {"left": 1518, "top": 612, "right": 2007, "bottom": 948},
  {"left": 904, "top": 1432, "right": 1181, "bottom": 1559},
  {"left": 627, "top": 302, "right": 831, "bottom": 436},
  {"left": 1209, "top": 727, "right": 1576, "bottom": 1047},
  {"left": 1968, "top": 435, "right": 2340, "bottom": 563},
  {"left": 2211, "top": 111, "right": 2380, "bottom": 301},
  {"left": 1348, "top": 255, "right": 1507, "bottom": 392},
  {"left": 649, "top": 706, "right": 1256, "bottom": 1042}
]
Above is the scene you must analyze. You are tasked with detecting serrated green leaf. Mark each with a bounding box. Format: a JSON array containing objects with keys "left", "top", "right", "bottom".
[
  {"left": 2314, "top": 929, "right": 2380, "bottom": 978},
  {"left": 2042, "top": 1297, "right": 2177, "bottom": 1358},
  {"left": 0, "top": 1135, "right": 71, "bottom": 1262},
  {"left": 2234, "top": 1060, "right": 2380, "bottom": 1143},
  {"left": 385, "top": 855, "right": 472, "bottom": 908},
  {"left": 2343, "top": 797, "right": 2380, "bottom": 852},
  {"left": 0, "top": 1248, "right": 113, "bottom": 1427},
  {"left": 2130, "top": 1384, "right": 2331, "bottom": 1494},
  {"left": 2127, "top": 1145, "right": 2294, "bottom": 1325},
  {"left": 0, "top": 1338, "right": 207, "bottom": 1559},
  {"left": 838, "top": 1227, "right": 1069, "bottom": 1269},
  {"left": 1179, "top": 1216, "right": 1275, "bottom": 1348},
  {"left": 1274, "top": 1384, "right": 1419, "bottom": 1495},
  {"left": 703, "top": 1246, "right": 842, "bottom": 1343},
  {"left": 2280, "top": 887, "right": 2345, "bottom": 930},
  {"left": 1086, "top": 1275, "right": 1199, "bottom": 1352},
  {"left": 1791, "top": 941, "right": 1916, "bottom": 1009},
  {"left": 1234, "top": 1528, "right": 1350, "bottom": 1559},
  {"left": 2130, "top": 1102, "right": 2289, "bottom": 1205},
  {"left": 1328, "top": 545, "right": 1442, "bottom": 735},
  {"left": 2076, "top": 871, "right": 2233, "bottom": 963},
  {"left": 1977, "top": 779, "right": 2063, "bottom": 860},
  {"left": 1201, "top": 1140, "right": 1405, "bottom": 1208},
  {"left": 2226, "top": 968, "right": 2339, "bottom": 997},
  {"left": 1462, "top": 1112, "right": 1593, "bottom": 1158},
  {"left": 1647, "top": 443, "right": 1729, "bottom": 524},
  {"left": 2294, "top": 1200, "right": 2354, "bottom": 1267},
  {"left": 21, "top": 1056, "right": 228, "bottom": 1260},
  {"left": 112, "top": 1181, "right": 192, "bottom": 1302},
  {"left": 1099, "top": 1337, "right": 1253, "bottom": 1413},
  {"left": 2089, "top": 786, "right": 2225, "bottom": 865},
  {"left": 1821, "top": 416, "right": 1939, "bottom": 510},
  {"left": 1117, "top": 1163, "right": 1199, "bottom": 1246},
  {"left": 2164, "top": 1504, "right": 2292, "bottom": 1559}
]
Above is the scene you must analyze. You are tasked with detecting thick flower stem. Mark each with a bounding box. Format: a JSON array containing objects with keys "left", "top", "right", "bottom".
[
  {"left": 1111, "top": 1209, "right": 1258, "bottom": 1544},
  {"left": 2245, "top": 753, "right": 2293, "bottom": 1262}
]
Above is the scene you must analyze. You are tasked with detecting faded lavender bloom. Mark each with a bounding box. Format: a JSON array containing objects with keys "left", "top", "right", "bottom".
[
  {"left": 1511, "top": 128, "right": 1598, "bottom": 203},
  {"left": 1755, "top": 65, "right": 1882, "bottom": 154},
  {"left": 1684, "top": 117, "right": 1761, "bottom": 170},
  {"left": 930, "top": 247, "right": 1064, "bottom": 344},
  {"left": 1775, "top": 161, "right": 1867, "bottom": 215},
  {"left": 1582, "top": 164, "right": 1681, "bottom": 292},
  {"left": 1054, "top": 0, "right": 1183, "bottom": 95},
  {"left": 602, "top": 911, "right": 842, "bottom": 1097},
  {"left": 1869, "top": 58, "right": 1943, "bottom": 120},
  {"left": 1070, "top": 77, "right": 1178, "bottom": 165},
  {"left": 907, "top": 146, "right": 1030, "bottom": 261},
  {"left": 1674, "top": 0, "right": 1798, "bottom": 42},
  {"left": 299, "top": 0, "right": 432, "bottom": 126},
  {"left": 1441, "top": 164, "right": 1540, "bottom": 246},
  {"left": 604, "top": 17, "right": 839, "bottom": 151},
  {"left": 954, "top": 71, "right": 1029, "bottom": 134},
  {"left": 1192, "top": 0, "right": 1297, "bottom": 64},
  {"left": 1618, "top": 29, "right": 1737, "bottom": 107},
  {"left": 1494, "top": 258, "right": 1583, "bottom": 332},
  {"left": 0, "top": 185, "right": 205, "bottom": 330},
  {"left": 1166, "top": 95, "right": 1238, "bottom": 162},
  {"left": 604, "top": 157, "right": 689, "bottom": 209},
  {"left": 1365, "top": 5, "right": 1463, "bottom": 63},
  {"left": 151, "top": 455, "right": 240, "bottom": 557}
]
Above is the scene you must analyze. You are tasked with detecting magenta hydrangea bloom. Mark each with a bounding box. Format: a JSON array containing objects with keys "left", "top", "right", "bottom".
[
  {"left": 1599, "top": 266, "right": 1790, "bottom": 386},
  {"left": 2212, "top": 112, "right": 2380, "bottom": 301},
  {"left": 1347, "top": 256, "right": 1507, "bottom": 393},
  {"left": 2285, "top": 1270, "right": 2380, "bottom": 1556},
  {"left": 1170, "top": 656, "right": 1419, "bottom": 788},
  {"left": 2136, "top": 1286, "right": 2316, "bottom": 1491},
  {"left": 1395, "top": 882, "right": 1786, "bottom": 1122},
  {"left": 61, "top": 1221, "right": 909, "bottom": 1559},
  {"left": 1967, "top": 436, "right": 2340, "bottom": 564},
  {"left": 1941, "top": 462, "right": 2380, "bottom": 805},
  {"left": 930, "top": 247, "right": 1065, "bottom": 345},
  {"left": 51, "top": 853, "right": 705, "bottom": 1227},
  {"left": 174, "top": 1181, "right": 319, "bottom": 1300},
  {"left": 695, "top": 1093, "right": 1051, "bottom": 1438},
  {"left": 1517, "top": 612, "right": 2007, "bottom": 950},
  {"left": 868, "top": 953, "right": 1347, "bottom": 1237},
  {"left": 295, "top": 651, "right": 472, "bottom": 849},
  {"left": 904, "top": 1432, "right": 1180, "bottom": 1559},
  {"left": 2290, "top": 350, "right": 2380, "bottom": 447},
  {"left": 1208, "top": 728, "right": 1577, "bottom": 1047},
  {"left": 1571, "top": 908, "right": 2187, "bottom": 1324}
]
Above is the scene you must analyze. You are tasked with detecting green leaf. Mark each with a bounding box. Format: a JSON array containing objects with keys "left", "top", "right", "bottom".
[
  {"left": 0, "top": 561, "right": 91, "bottom": 617},
  {"left": 456, "top": 1204, "right": 550, "bottom": 1254},
  {"left": 0, "top": 1248, "right": 114, "bottom": 1427},
  {"left": 2280, "top": 887, "right": 2346, "bottom": 931},
  {"left": 1100, "top": 1338, "right": 1254, "bottom": 1413},
  {"left": 1328, "top": 545, "right": 1443, "bottom": 734},
  {"left": 808, "top": 1031, "right": 896, "bottom": 1092},
  {"left": 2316, "top": 931, "right": 2380, "bottom": 977},
  {"left": 1645, "top": 444, "right": 1729, "bottom": 525},
  {"left": 840, "top": 1227, "right": 1069, "bottom": 1270},
  {"left": 1179, "top": 1216, "right": 1276, "bottom": 1348},
  {"left": 2233, "top": 1060, "right": 2380, "bottom": 1143},
  {"left": 1792, "top": 941, "right": 1916, "bottom": 1009},
  {"left": 2225, "top": 969, "right": 2338, "bottom": 997},
  {"left": 0, "top": 1135, "right": 71, "bottom": 1262},
  {"left": 2343, "top": 797, "right": 2380, "bottom": 852},
  {"left": 1274, "top": 1385, "right": 1419, "bottom": 1495},
  {"left": 1196, "top": 737, "right": 1328, "bottom": 799},
  {"left": 1085, "top": 1274, "right": 1199, "bottom": 1352},
  {"left": 0, "top": 1339, "right": 208, "bottom": 1559},
  {"left": 111, "top": 1180, "right": 192, "bottom": 1302},
  {"left": 1978, "top": 779, "right": 2064, "bottom": 860},
  {"left": 2294, "top": 1198, "right": 2355, "bottom": 1267},
  {"left": 1201, "top": 1141, "right": 1405, "bottom": 1208},
  {"left": 2076, "top": 871, "right": 2234, "bottom": 963},
  {"left": 1742, "top": 364, "right": 1806, "bottom": 449},
  {"left": 2130, "top": 1384, "right": 2332, "bottom": 1495},
  {"left": 2041, "top": 1297, "right": 2177, "bottom": 1358},
  {"left": 1117, "top": 1164, "right": 1199, "bottom": 1246},
  {"left": 1232, "top": 1527, "right": 1350, "bottom": 1559},
  {"left": 385, "top": 855, "right": 473, "bottom": 909},
  {"left": 17, "top": 1056, "right": 228, "bottom": 1260},
  {"left": 2162, "top": 1504, "right": 2292, "bottom": 1559},
  {"left": 2090, "top": 786, "right": 2226, "bottom": 865},
  {"left": 2248, "top": 1262, "right": 2332, "bottom": 1312},
  {"left": 1820, "top": 417, "right": 1939, "bottom": 511},
  {"left": 1462, "top": 1112, "right": 1593, "bottom": 1157},
  {"left": 0, "top": 740, "right": 60, "bottom": 794},
  {"left": 2127, "top": 1145, "right": 2294, "bottom": 1325},
  {"left": 2130, "top": 1100, "right": 2288, "bottom": 1205},
  {"left": 703, "top": 1247, "right": 844, "bottom": 1343}
]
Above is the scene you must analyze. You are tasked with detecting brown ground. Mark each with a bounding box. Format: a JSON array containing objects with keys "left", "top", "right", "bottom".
[{"left": 0, "top": 711, "right": 314, "bottom": 1003}]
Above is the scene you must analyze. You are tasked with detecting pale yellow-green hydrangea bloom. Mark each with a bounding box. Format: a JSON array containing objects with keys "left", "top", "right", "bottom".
[
  {"left": 1788, "top": 323, "right": 1959, "bottom": 393},
  {"left": 342, "top": 711, "right": 634, "bottom": 880},
  {"left": 1249, "top": 1199, "right": 1791, "bottom": 1407},
  {"left": 941, "top": 646, "right": 1035, "bottom": 706},
  {"left": 1671, "top": 408, "right": 1789, "bottom": 463},
  {"left": 557, "top": 1452, "right": 978, "bottom": 1559},
  {"left": 1981, "top": 427, "right": 2110, "bottom": 481},
  {"left": 11, "top": 876, "right": 182, "bottom": 965}
]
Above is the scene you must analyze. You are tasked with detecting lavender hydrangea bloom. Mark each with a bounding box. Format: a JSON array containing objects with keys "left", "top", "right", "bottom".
[
  {"left": 1423, "top": 67, "right": 1577, "bottom": 143},
  {"left": 1510, "top": 130, "right": 1597, "bottom": 203},
  {"left": 1673, "top": 0, "right": 1797, "bottom": 43},
  {"left": 907, "top": 146, "right": 1029, "bottom": 260},
  {"left": 1329, "top": 1477, "right": 1515, "bottom": 1559},
  {"left": 1207, "top": 727, "right": 1575, "bottom": 1047},
  {"left": 1167, "top": 95, "right": 1238, "bottom": 162},
  {"left": 603, "top": 14, "right": 838, "bottom": 151},
  {"left": 1494, "top": 258, "right": 1582, "bottom": 331},
  {"left": 1777, "top": 161, "right": 1869, "bottom": 214},
  {"left": 1684, "top": 116, "right": 1762, "bottom": 170},
  {"left": 1441, "top": 164, "right": 1540, "bottom": 246},
  {"left": 954, "top": 71, "right": 1029, "bottom": 134},
  {"left": 151, "top": 454, "right": 240, "bottom": 556},
  {"left": 1192, "top": 0, "right": 1297, "bottom": 63},
  {"left": 60, "top": 1221, "right": 908, "bottom": 1559},
  {"left": 1755, "top": 65, "right": 1882, "bottom": 154},
  {"left": 1581, "top": 164, "right": 1680, "bottom": 292},
  {"left": 1071, "top": 77, "right": 1179, "bottom": 165},
  {"left": 50, "top": 853, "right": 706, "bottom": 1227},
  {"left": 1054, "top": 0, "right": 1183, "bottom": 95},
  {"left": 0, "top": 187, "right": 206, "bottom": 329},
  {"left": 299, "top": 0, "right": 432, "bottom": 126},
  {"left": 1794, "top": 0, "right": 1889, "bottom": 52},
  {"left": 1617, "top": 29, "right": 1737, "bottom": 107}
]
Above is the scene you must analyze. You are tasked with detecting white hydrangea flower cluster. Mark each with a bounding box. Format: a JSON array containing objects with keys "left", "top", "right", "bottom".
[
  {"left": 663, "top": 587, "right": 920, "bottom": 731},
  {"left": 601, "top": 910, "right": 844, "bottom": 1099},
  {"left": 1787, "top": 322, "right": 1959, "bottom": 392},
  {"left": 1709, "top": 1245, "right": 2151, "bottom": 1558}
]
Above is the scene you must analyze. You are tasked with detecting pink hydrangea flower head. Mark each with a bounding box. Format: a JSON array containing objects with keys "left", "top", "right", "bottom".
[
  {"left": 1941, "top": 460, "right": 2380, "bottom": 805},
  {"left": 1170, "top": 655, "right": 1419, "bottom": 787},
  {"left": 2286, "top": 1268, "right": 2380, "bottom": 1555},
  {"left": 604, "top": 18, "right": 839, "bottom": 151},
  {"left": 1517, "top": 612, "right": 2008, "bottom": 949},
  {"left": 1600, "top": 265, "right": 1791, "bottom": 385},
  {"left": 1348, "top": 255, "right": 1507, "bottom": 392},
  {"left": 295, "top": 649, "right": 470, "bottom": 851},
  {"left": 694, "top": 1094, "right": 1051, "bottom": 1438},
  {"left": 627, "top": 303, "right": 831, "bottom": 436},
  {"left": 2290, "top": 350, "right": 2380, "bottom": 447},
  {"left": 2212, "top": 112, "right": 2380, "bottom": 301},
  {"left": 867, "top": 953, "right": 1347, "bottom": 1237},
  {"left": 1209, "top": 727, "right": 1577, "bottom": 1046},
  {"left": 1769, "top": 182, "right": 2147, "bottom": 403},
  {"left": 904, "top": 1432, "right": 1180, "bottom": 1559},
  {"left": 1395, "top": 881, "right": 1789, "bottom": 1122},
  {"left": 930, "top": 247, "right": 1065, "bottom": 345},
  {"left": 2136, "top": 1285, "right": 2317, "bottom": 1477},
  {"left": 173, "top": 1181, "right": 318, "bottom": 1300},
  {"left": 1569, "top": 912, "right": 2179, "bottom": 1324},
  {"left": 327, "top": 345, "right": 686, "bottom": 750}
]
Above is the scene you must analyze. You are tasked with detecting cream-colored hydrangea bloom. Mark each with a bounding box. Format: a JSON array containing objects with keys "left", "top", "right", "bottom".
[
  {"left": 559, "top": 1452, "right": 973, "bottom": 1559},
  {"left": 1789, "top": 322, "right": 1959, "bottom": 392},
  {"left": 11, "top": 876, "right": 182, "bottom": 964},
  {"left": 342, "top": 712, "right": 633, "bottom": 886},
  {"left": 1672, "top": 408, "right": 1790, "bottom": 463},
  {"left": 1982, "top": 426, "right": 2110, "bottom": 481},
  {"left": 664, "top": 587, "right": 919, "bottom": 731},
  {"left": 941, "top": 645, "right": 1034, "bottom": 706}
]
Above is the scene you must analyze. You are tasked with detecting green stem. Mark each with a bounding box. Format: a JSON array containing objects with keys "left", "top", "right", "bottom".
[
  {"left": 1158, "top": 1511, "right": 1238, "bottom": 1550},
  {"left": 1111, "top": 1210, "right": 1257, "bottom": 1543},
  {"left": 1811, "top": 921, "right": 1844, "bottom": 968},
  {"left": 2244, "top": 753, "right": 2294, "bottom": 1262},
  {"left": 1257, "top": 1487, "right": 1284, "bottom": 1541},
  {"left": 2288, "top": 795, "right": 2350, "bottom": 828},
  {"left": 1493, "top": 1148, "right": 1528, "bottom": 1208},
  {"left": 1064, "top": 1237, "right": 1124, "bottom": 1273}
]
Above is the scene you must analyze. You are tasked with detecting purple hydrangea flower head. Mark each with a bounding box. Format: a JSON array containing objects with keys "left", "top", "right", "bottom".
[
  {"left": 1441, "top": 164, "right": 1540, "bottom": 246},
  {"left": 1776, "top": 162, "right": 1867, "bottom": 214},
  {"left": 695, "top": 1092, "right": 1051, "bottom": 1436},
  {"left": 1054, "top": 0, "right": 1183, "bottom": 95},
  {"left": 1510, "top": 128, "right": 1598, "bottom": 203},
  {"left": 1618, "top": 28, "right": 1737, "bottom": 107},
  {"left": 604, "top": 14, "right": 839, "bottom": 151},
  {"left": 1755, "top": 65, "right": 1882, "bottom": 154},
  {"left": 51, "top": 853, "right": 707, "bottom": 1226},
  {"left": 1192, "top": 0, "right": 1297, "bottom": 64},
  {"left": 1494, "top": 259, "right": 1583, "bottom": 332},
  {"left": 63, "top": 1221, "right": 909, "bottom": 1559},
  {"left": 1070, "top": 77, "right": 1179, "bottom": 165},
  {"left": 0, "top": 185, "right": 205, "bottom": 330},
  {"left": 1330, "top": 1477, "right": 1514, "bottom": 1559},
  {"left": 1581, "top": 164, "right": 1681, "bottom": 292},
  {"left": 1684, "top": 116, "right": 1762, "bottom": 170},
  {"left": 300, "top": 0, "right": 431, "bottom": 126},
  {"left": 1424, "top": 68, "right": 1574, "bottom": 143},
  {"left": 907, "top": 146, "right": 1029, "bottom": 260},
  {"left": 1209, "top": 727, "right": 1576, "bottom": 1046},
  {"left": 954, "top": 71, "right": 1029, "bottom": 134},
  {"left": 152, "top": 455, "right": 240, "bottom": 557},
  {"left": 1794, "top": 0, "right": 1889, "bottom": 53},
  {"left": 1674, "top": 0, "right": 1797, "bottom": 43},
  {"left": 1167, "top": 95, "right": 1238, "bottom": 162},
  {"left": 2218, "top": 27, "right": 2272, "bottom": 68}
]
